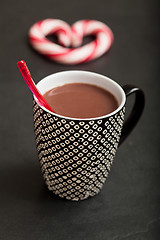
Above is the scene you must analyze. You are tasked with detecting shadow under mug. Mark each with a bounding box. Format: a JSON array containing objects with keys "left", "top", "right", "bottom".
[{"left": 33, "top": 71, "right": 145, "bottom": 201}]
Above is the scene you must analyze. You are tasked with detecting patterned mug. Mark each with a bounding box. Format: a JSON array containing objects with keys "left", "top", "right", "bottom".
[{"left": 33, "top": 71, "right": 145, "bottom": 201}]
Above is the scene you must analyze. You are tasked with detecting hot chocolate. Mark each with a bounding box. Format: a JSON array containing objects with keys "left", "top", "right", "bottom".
[{"left": 43, "top": 83, "right": 118, "bottom": 118}]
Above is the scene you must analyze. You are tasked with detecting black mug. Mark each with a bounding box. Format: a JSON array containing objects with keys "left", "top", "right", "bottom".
[{"left": 33, "top": 71, "right": 145, "bottom": 201}]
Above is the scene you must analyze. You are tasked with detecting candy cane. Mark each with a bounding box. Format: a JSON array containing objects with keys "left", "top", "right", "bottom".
[{"left": 29, "top": 19, "right": 113, "bottom": 65}]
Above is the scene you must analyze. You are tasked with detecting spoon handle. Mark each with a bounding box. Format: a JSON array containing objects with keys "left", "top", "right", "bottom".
[{"left": 17, "top": 60, "right": 54, "bottom": 113}]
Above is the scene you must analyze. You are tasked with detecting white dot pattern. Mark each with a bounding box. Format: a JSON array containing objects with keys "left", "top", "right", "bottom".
[{"left": 33, "top": 100, "right": 125, "bottom": 201}]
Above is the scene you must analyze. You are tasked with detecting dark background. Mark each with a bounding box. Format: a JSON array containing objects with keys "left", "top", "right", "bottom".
[{"left": 0, "top": 0, "right": 160, "bottom": 239}]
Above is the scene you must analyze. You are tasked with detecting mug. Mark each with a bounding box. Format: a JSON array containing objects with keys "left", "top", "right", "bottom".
[{"left": 33, "top": 71, "right": 145, "bottom": 201}]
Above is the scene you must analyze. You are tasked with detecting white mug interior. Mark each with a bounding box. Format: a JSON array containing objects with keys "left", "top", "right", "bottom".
[{"left": 35, "top": 71, "right": 126, "bottom": 120}]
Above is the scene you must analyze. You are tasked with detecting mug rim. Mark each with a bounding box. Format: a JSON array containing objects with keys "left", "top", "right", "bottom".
[{"left": 35, "top": 70, "right": 126, "bottom": 121}]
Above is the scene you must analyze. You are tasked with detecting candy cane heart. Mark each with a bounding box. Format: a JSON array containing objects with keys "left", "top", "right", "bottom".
[{"left": 29, "top": 19, "right": 114, "bottom": 65}]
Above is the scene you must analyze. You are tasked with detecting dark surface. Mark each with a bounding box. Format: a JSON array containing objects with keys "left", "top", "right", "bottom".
[{"left": 0, "top": 0, "right": 160, "bottom": 239}]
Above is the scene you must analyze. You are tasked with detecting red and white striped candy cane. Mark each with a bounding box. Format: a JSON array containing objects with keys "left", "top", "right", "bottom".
[{"left": 29, "top": 19, "right": 114, "bottom": 65}]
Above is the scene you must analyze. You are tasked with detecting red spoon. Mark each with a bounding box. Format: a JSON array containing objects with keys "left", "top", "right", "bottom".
[{"left": 17, "top": 60, "right": 54, "bottom": 113}]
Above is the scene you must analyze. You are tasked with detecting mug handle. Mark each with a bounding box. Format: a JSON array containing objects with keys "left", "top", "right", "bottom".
[{"left": 119, "top": 84, "right": 145, "bottom": 145}]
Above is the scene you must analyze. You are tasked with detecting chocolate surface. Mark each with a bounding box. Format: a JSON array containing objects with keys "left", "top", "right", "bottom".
[{"left": 43, "top": 83, "right": 118, "bottom": 118}]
